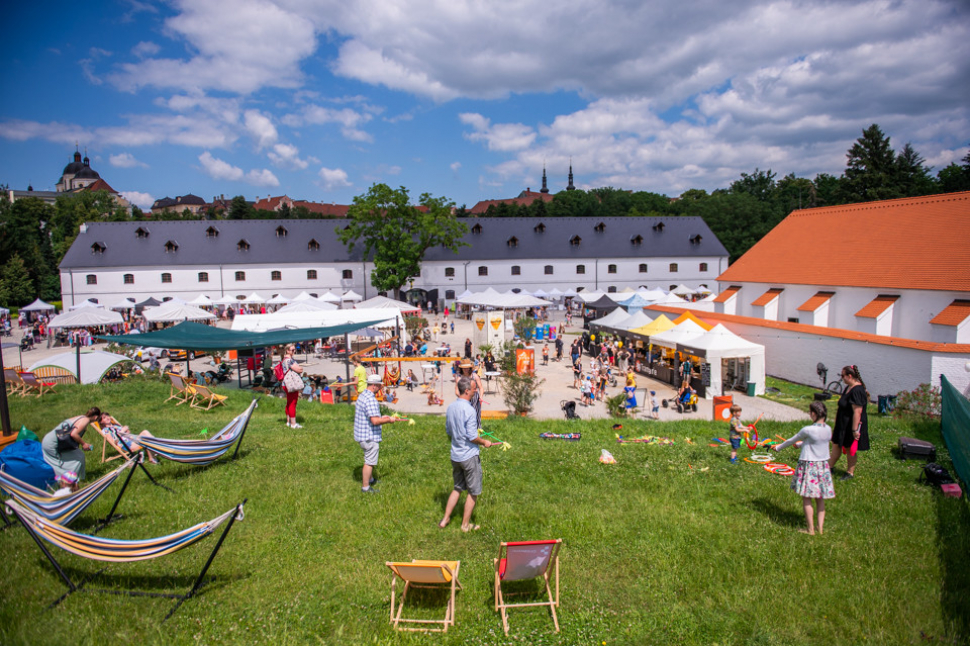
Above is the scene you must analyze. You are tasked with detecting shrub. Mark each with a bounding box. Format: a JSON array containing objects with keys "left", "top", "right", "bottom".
[
  {"left": 606, "top": 392, "right": 628, "bottom": 418},
  {"left": 894, "top": 383, "right": 942, "bottom": 418}
]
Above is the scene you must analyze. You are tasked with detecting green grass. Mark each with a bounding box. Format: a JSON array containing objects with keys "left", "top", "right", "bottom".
[{"left": 1, "top": 377, "right": 968, "bottom": 645}]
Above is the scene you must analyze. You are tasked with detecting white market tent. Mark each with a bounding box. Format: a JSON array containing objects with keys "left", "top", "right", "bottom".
[
  {"left": 671, "top": 284, "right": 695, "bottom": 296},
  {"left": 29, "top": 350, "right": 137, "bottom": 385},
  {"left": 654, "top": 292, "right": 688, "bottom": 304},
  {"left": 230, "top": 309, "right": 401, "bottom": 332},
  {"left": 589, "top": 307, "right": 631, "bottom": 330},
  {"left": 143, "top": 302, "right": 216, "bottom": 323},
  {"left": 189, "top": 294, "right": 214, "bottom": 307},
  {"left": 292, "top": 291, "right": 316, "bottom": 302},
  {"left": 275, "top": 300, "right": 337, "bottom": 314},
  {"left": 243, "top": 292, "right": 266, "bottom": 304},
  {"left": 214, "top": 294, "right": 238, "bottom": 306},
  {"left": 575, "top": 291, "right": 605, "bottom": 304},
  {"left": 267, "top": 294, "right": 290, "bottom": 305},
  {"left": 48, "top": 308, "right": 124, "bottom": 329},
  {"left": 318, "top": 291, "right": 342, "bottom": 303},
  {"left": 458, "top": 290, "right": 550, "bottom": 308},
  {"left": 356, "top": 295, "right": 421, "bottom": 314},
  {"left": 108, "top": 297, "right": 137, "bottom": 310},
  {"left": 616, "top": 310, "right": 654, "bottom": 331},
  {"left": 21, "top": 298, "right": 56, "bottom": 312},
  {"left": 561, "top": 288, "right": 579, "bottom": 297},
  {"left": 69, "top": 299, "right": 104, "bottom": 310},
  {"left": 547, "top": 288, "right": 563, "bottom": 298},
  {"left": 637, "top": 288, "right": 667, "bottom": 302},
  {"left": 532, "top": 288, "right": 549, "bottom": 298},
  {"left": 456, "top": 289, "right": 474, "bottom": 300},
  {"left": 676, "top": 324, "right": 767, "bottom": 397},
  {"left": 342, "top": 290, "right": 363, "bottom": 302},
  {"left": 647, "top": 319, "right": 708, "bottom": 349}
]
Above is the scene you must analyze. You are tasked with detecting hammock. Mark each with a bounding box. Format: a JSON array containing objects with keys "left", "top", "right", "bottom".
[
  {"left": 116, "top": 399, "right": 257, "bottom": 466},
  {"left": 0, "top": 459, "right": 136, "bottom": 530},
  {"left": 6, "top": 498, "right": 246, "bottom": 621}
]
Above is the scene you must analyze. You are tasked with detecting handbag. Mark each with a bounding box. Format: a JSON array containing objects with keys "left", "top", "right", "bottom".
[
  {"left": 55, "top": 421, "right": 79, "bottom": 452},
  {"left": 283, "top": 369, "right": 304, "bottom": 392}
]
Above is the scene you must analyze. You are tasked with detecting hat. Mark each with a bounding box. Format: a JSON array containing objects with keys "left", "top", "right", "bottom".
[
  {"left": 56, "top": 471, "right": 79, "bottom": 486},
  {"left": 458, "top": 359, "right": 474, "bottom": 369},
  {"left": 367, "top": 374, "right": 383, "bottom": 385}
]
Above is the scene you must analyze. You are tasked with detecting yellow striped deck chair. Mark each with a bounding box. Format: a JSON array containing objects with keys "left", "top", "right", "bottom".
[{"left": 385, "top": 560, "right": 462, "bottom": 632}]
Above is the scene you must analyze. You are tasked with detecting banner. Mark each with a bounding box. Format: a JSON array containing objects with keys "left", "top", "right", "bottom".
[{"left": 516, "top": 348, "right": 535, "bottom": 375}]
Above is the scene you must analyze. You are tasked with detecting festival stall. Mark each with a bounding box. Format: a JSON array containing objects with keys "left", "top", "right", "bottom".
[
  {"left": 143, "top": 302, "right": 216, "bottom": 324},
  {"left": 676, "top": 324, "right": 766, "bottom": 397}
]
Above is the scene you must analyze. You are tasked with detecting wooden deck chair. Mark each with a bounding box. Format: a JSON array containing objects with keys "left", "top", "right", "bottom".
[
  {"left": 4, "top": 369, "right": 26, "bottom": 396},
  {"left": 164, "top": 372, "right": 195, "bottom": 406},
  {"left": 18, "top": 371, "right": 59, "bottom": 398},
  {"left": 92, "top": 421, "right": 140, "bottom": 464},
  {"left": 494, "top": 539, "right": 562, "bottom": 634},
  {"left": 189, "top": 384, "right": 228, "bottom": 411},
  {"left": 385, "top": 560, "right": 462, "bottom": 632}
]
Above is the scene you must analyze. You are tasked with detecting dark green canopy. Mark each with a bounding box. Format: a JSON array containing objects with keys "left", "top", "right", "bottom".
[{"left": 98, "top": 320, "right": 390, "bottom": 351}]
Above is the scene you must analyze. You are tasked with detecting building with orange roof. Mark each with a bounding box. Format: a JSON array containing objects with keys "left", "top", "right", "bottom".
[
  {"left": 715, "top": 192, "right": 970, "bottom": 345},
  {"left": 468, "top": 166, "right": 566, "bottom": 214}
]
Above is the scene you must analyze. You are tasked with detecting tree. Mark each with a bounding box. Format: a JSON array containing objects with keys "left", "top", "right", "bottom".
[
  {"left": 685, "top": 192, "right": 782, "bottom": 262},
  {"left": 812, "top": 173, "right": 842, "bottom": 207},
  {"left": 838, "top": 124, "right": 900, "bottom": 203},
  {"left": 894, "top": 143, "right": 937, "bottom": 197},
  {"left": 775, "top": 173, "right": 817, "bottom": 211},
  {"left": 936, "top": 146, "right": 970, "bottom": 193},
  {"left": 337, "top": 184, "right": 468, "bottom": 298},
  {"left": 0, "top": 254, "right": 36, "bottom": 306},
  {"left": 228, "top": 196, "right": 253, "bottom": 220},
  {"left": 730, "top": 168, "right": 777, "bottom": 202}
]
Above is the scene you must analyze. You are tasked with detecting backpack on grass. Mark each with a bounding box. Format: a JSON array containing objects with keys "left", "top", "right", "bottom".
[{"left": 920, "top": 463, "right": 955, "bottom": 488}]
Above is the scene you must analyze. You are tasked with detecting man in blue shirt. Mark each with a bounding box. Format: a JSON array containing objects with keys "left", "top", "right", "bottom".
[
  {"left": 354, "top": 374, "right": 403, "bottom": 493},
  {"left": 438, "top": 376, "right": 495, "bottom": 531}
]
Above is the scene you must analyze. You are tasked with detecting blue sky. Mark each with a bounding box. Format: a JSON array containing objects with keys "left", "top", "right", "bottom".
[{"left": 1, "top": 0, "right": 968, "bottom": 211}]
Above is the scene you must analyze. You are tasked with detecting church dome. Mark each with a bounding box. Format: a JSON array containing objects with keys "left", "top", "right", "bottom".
[
  {"left": 62, "top": 151, "right": 84, "bottom": 176},
  {"left": 74, "top": 165, "right": 101, "bottom": 180}
]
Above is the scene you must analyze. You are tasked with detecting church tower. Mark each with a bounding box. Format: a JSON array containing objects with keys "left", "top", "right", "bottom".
[
  {"left": 540, "top": 165, "right": 549, "bottom": 194},
  {"left": 566, "top": 160, "right": 575, "bottom": 191}
]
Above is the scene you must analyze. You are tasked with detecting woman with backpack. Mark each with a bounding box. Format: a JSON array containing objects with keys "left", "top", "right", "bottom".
[{"left": 279, "top": 345, "right": 304, "bottom": 428}]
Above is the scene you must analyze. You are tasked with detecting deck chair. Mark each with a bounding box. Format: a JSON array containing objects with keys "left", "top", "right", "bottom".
[
  {"left": 4, "top": 368, "right": 26, "bottom": 396},
  {"left": 18, "top": 371, "right": 59, "bottom": 397},
  {"left": 117, "top": 399, "right": 257, "bottom": 466},
  {"left": 0, "top": 458, "right": 137, "bottom": 531},
  {"left": 385, "top": 560, "right": 462, "bottom": 632},
  {"left": 189, "top": 384, "right": 228, "bottom": 411},
  {"left": 5, "top": 498, "right": 246, "bottom": 622},
  {"left": 494, "top": 539, "right": 562, "bottom": 634},
  {"left": 164, "top": 372, "right": 196, "bottom": 406},
  {"left": 93, "top": 421, "right": 140, "bottom": 464}
]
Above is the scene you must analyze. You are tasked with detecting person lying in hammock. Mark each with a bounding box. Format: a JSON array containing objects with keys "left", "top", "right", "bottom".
[{"left": 101, "top": 412, "right": 159, "bottom": 464}]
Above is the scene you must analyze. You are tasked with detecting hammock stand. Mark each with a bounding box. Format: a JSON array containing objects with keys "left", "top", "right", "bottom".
[{"left": 6, "top": 498, "right": 247, "bottom": 622}]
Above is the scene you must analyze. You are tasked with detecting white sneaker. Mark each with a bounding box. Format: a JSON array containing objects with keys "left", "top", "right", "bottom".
[{"left": 291, "top": 422, "right": 303, "bottom": 429}]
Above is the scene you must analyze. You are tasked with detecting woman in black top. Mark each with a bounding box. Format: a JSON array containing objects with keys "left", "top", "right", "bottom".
[{"left": 828, "top": 365, "right": 869, "bottom": 480}]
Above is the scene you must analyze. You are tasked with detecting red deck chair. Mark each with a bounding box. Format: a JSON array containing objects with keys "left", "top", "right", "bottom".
[{"left": 494, "top": 539, "right": 562, "bottom": 634}]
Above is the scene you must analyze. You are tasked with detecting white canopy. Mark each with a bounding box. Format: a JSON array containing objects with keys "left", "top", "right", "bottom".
[
  {"left": 356, "top": 295, "right": 421, "bottom": 313},
  {"left": 677, "top": 324, "right": 767, "bottom": 397},
  {"left": 616, "top": 310, "right": 654, "bottom": 330},
  {"left": 230, "top": 309, "right": 401, "bottom": 332},
  {"left": 575, "top": 291, "right": 606, "bottom": 304},
  {"left": 671, "top": 284, "right": 695, "bottom": 296},
  {"left": 562, "top": 288, "right": 578, "bottom": 297},
  {"left": 648, "top": 319, "right": 708, "bottom": 348},
  {"left": 69, "top": 299, "right": 103, "bottom": 310},
  {"left": 243, "top": 292, "right": 265, "bottom": 304},
  {"left": 458, "top": 289, "right": 549, "bottom": 308},
  {"left": 213, "top": 294, "right": 239, "bottom": 306},
  {"left": 29, "top": 350, "right": 136, "bottom": 385},
  {"left": 456, "top": 289, "right": 474, "bottom": 300},
  {"left": 21, "top": 298, "right": 56, "bottom": 312},
  {"left": 143, "top": 302, "right": 216, "bottom": 323},
  {"left": 637, "top": 288, "right": 667, "bottom": 302},
  {"left": 163, "top": 297, "right": 188, "bottom": 305},
  {"left": 291, "top": 291, "right": 315, "bottom": 302},
  {"left": 531, "top": 288, "right": 549, "bottom": 298},
  {"left": 267, "top": 294, "right": 290, "bottom": 305},
  {"left": 107, "top": 298, "right": 137, "bottom": 310},
  {"left": 341, "top": 290, "right": 363, "bottom": 301},
  {"left": 655, "top": 292, "right": 688, "bottom": 304},
  {"left": 318, "top": 291, "right": 342, "bottom": 303},
  {"left": 48, "top": 308, "right": 124, "bottom": 329},
  {"left": 0, "top": 306, "right": 8, "bottom": 315},
  {"left": 589, "top": 308, "right": 631, "bottom": 330},
  {"left": 189, "top": 294, "right": 214, "bottom": 306},
  {"left": 275, "top": 300, "right": 338, "bottom": 314}
]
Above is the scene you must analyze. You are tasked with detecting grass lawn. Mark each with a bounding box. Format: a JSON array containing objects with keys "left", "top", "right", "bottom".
[{"left": 1, "top": 377, "right": 968, "bottom": 645}]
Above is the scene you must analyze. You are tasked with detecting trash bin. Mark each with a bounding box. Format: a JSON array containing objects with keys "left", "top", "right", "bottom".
[
  {"left": 746, "top": 381, "right": 756, "bottom": 397},
  {"left": 713, "top": 395, "right": 733, "bottom": 421}
]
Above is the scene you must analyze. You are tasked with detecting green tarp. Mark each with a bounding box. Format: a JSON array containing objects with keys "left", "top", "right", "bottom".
[
  {"left": 941, "top": 375, "right": 970, "bottom": 487},
  {"left": 98, "top": 319, "right": 391, "bottom": 351}
]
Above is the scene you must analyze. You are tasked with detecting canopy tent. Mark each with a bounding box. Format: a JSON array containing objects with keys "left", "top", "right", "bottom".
[
  {"left": 143, "top": 302, "right": 216, "bottom": 323},
  {"left": 352, "top": 327, "right": 384, "bottom": 339},
  {"left": 575, "top": 291, "right": 605, "bottom": 304},
  {"left": 616, "top": 310, "right": 653, "bottom": 331},
  {"left": 318, "top": 291, "right": 342, "bottom": 303},
  {"left": 99, "top": 319, "right": 397, "bottom": 351},
  {"left": 0, "top": 306, "right": 8, "bottom": 315},
  {"left": 561, "top": 288, "right": 579, "bottom": 297},
  {"left": 637, "top": 288, "right": 667, "bottom": 302},
  {"left": 700, "top": 291, "right": 717, "bottom": 301},
  {"left": 671, "top": 284, "right": 695, "bottom": 296},
  {"left": 629, "top": 314, "right": 675, "bottom": 337},
  {"left": 341, "top": 290, "right": 363, "bottom": 301},
  {"left": 163, "top": 297, "right": 188, "bottom": 305},
  {"left": 648, "top": 319, "right": 708, "bottom": 349},
  {"left": 48, "top": 308, "right": 124, "bottom": 329},
  {"left": 672, "top": 310, "right": 714, "bottom": 331},
  {"left": 267, "top": 294, "right": 289, "bottom": 305},
  {"left": 617, "top": 293, "right": 651, "bottom": 312},
  {"left": 229, "top": 309, "right": 401, "bottom": 333},
  {"left": 291, "top": 291, "right": 316, "bottom": 302},
  {"left": 134, "top": 297, "right": 162, "bottom": 313},
  {"left": 243, "top": 292, "right": 265, "bottom": 304},
  {"left": 456, "top": 289, "right": 474, "bottom": 300},
  {"left": 275, "top": 300, "right": 337, "bottom": 314},
  {"left": 356, "top": 295, "right": 421, "bottom": 314},
  {"left": 28, "top": 351, "right": 137, "bottom": 385},
  {"left": 585, "top": 295, "right": 619, "bottom": 311},
  {"left": 107, "top": 298, "right": 137, "bottom": 311},
  {"left": 456, "top": 287, "right": 501, "bottom": 306},
  {"left": 676, "top": 324, "right": 766, "bottom": 397},
  {"left": 588, "top": 308, "right": 631, "bottom": 331},
  {"left": 546, "top": 288, "right": 563, "bottom": 297},
  {"left": 69, "top": 299, "right": 103, "bottom": 310},
  {"left": 213, "top": 294, "right": 238, "bottom": 306},
  {"left": 532, "top": 288, "right": 549, "bottom": 298},
  {"left": 189, "top": 295, "right": 214, "bottom": 307},
  {"left": 456, "top": 288, "right": 548, "bottom": 309},
  {"left": 20, "top": 298, "right": 56, "bottom": 312},
  {"left": 655, "top": 292, "right": 688, "bottom": 305}
]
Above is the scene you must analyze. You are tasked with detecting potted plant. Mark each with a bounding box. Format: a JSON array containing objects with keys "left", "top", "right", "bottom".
[
  {"left": 497, "top": 339, "right": 544, "bottom": 415},
  {"left": 605, "top": 392, "right": 628, "bottom": 418}
]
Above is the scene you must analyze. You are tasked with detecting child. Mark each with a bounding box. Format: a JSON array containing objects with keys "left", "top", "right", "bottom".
[
  {"left": 542, "top": 344, "right": 549, "bottom": 366},
  {"left": 581, "top": 376, "right": 593, "bottom": 406},
  {"left": 649, "top": 390, "right": 660, "bottom": 420},
  {"left": 450, "top": 321, "right": 455, "bottom": 335},
  {"left": 773, "top": 401, "right": 834, "bottom": 535},
  {"left": 728, "top": 404, "right": 744, "bottom": 463},
  {"left": 405, "top": 369, "right": 417, "bottom": 392},
  {"left": 51, "top": 471, "right": 79, "bottom": 498}
]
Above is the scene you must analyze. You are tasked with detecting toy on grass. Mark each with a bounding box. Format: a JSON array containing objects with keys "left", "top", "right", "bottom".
[
  {"left": 744, "top": 454, "right": 772, "bottom": 464},
  {"left": 599, "top": 449, "right": 617, "bottom": 464},
  {"left": 540, "top": 432, "right": 581, "bottom": 441},
  {"left": 616, "top": 434, "right": 675, "bottom": 446},
  {"left": 764, "top": 462, "right": 795, "bottom": 476},
  {"left": 742, "top": 413, "right": 765, "bottom": 450}
]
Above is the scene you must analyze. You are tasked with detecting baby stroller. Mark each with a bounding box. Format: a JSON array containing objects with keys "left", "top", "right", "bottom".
[{"left": 561, "top": 400, "right": 580, "bottom": 421}]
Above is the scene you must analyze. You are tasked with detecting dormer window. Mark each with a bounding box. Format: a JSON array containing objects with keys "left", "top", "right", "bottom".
[
  {"left": 689, "top": 234, "right": 703, "bottom": 245},
  {"left": 276, "top": 226, "right": 288, "bottom": 238},
  {"left": 594, "top": 222, "right": 606, "bottom": 233},
  {"left": 206, "top": 226, "right": 219, "bottom": 238},
  {"left": 631, "top": 234, "right": 643, "bottom": 245},
  {"left": 471, "top": 223, "right": 483, "bottom": 234},
  {"left": 653, "top": 222, "right": 665, "bottom": 232},
  {"left": 135, "top": 227, "right": 150, "bottom": 239},
  {"left": 308, "top": 238, "right": 320, "bottom": 251},
  {"left": 237, "top": 239, "right": 250, "bottom": 252},
  {"left": 91, "top": 242, "right": 106, "bottom": 255},
  {"left": 534, "top": 222, "right": 546, "bottom": 233},
  {"left": 164, "top": 240, "right": 179, "bottom": 253},
  {"left": 570, "top": 235, "right": 581, "bottom": 246},
  {"left": 507, "top": 236, "right": 518, "bottom": 248}
]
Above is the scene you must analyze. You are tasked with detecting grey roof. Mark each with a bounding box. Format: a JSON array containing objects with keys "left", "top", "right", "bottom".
[{"left": 59, "top": 216, "right": 728, "bottom": 270}]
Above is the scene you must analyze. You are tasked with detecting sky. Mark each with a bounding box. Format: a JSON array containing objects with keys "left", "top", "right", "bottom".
[{"left": 0, "top": 0, "right": 968, "bottom": 211}]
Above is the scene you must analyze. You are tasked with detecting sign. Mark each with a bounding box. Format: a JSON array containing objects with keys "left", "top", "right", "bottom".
[
  {"left": 515, "top": 348, "right": 535, "bottom": 375},
  {"left": 701, "top": 362, "right": 712, "bottom": 387}
]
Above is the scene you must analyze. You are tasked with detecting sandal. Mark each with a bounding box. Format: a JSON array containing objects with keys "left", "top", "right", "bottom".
[{"left": 461, "top": 524, "right": 481, "bottom": 532}]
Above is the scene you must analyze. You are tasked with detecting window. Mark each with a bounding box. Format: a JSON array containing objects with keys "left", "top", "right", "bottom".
[
  {"left": 308, "top": 238, "right": 320, "bottom": 251},
  {"left": 669, "top": 263, "right": 678, "bottom": 272},
  {"left": 445, "top": 290, "right": 455, "bottom": 299},
  {"left": 123, "top": 274, "right": 134, "bottom": 284},
  {"left": 608, "top": 264, "right": 617, "bottom": 274},
  {"left": 576, "top": 264, "right": 586, "bottom": 275},
  {"left": 86, "top": 274, "right": 97, "bottom": 285},
  {"left": 164, "top": 240, "right": 179, "bottom": 253},
  {"left": 570, "top": 235, "right": 581, "bottom": 246},
  {"left": 534, "top": 222, "right": 546, "bottom": 233},
  {"left": 471, "top": 223, "right": 483, "bottom": 234},
  {"left": 235, "top": 271, "right": 246, "bottom": 281},
  {"left": 198, "top": 272, "right": 209, "bottom": 283},
  {"left": 91, "top": 242, "right": 106, "bottom": 254},
  {"left": 206, "top": 226, "right": 219, "bottom": 238},
  {"left": 594, "top": 222, "right": 606, "bottom": 233},
  {"left": 669, "top": 284, "right": 677, "bottom": 291},
  {"left": 511, "top": 265, "right": 521, "bottom": 276},
  {"left": 478, "top": 266, "right": 488, "bottom": 276},
  {"left": 631, "top": 234, "right": 643, "bottom": 245},
  {"left": 507, "top": 236, "right": 518, "bottom": 247},
  {"left": 276, "top": 226, "right": 288, "bottom": 237},
  {"left": 271, "top": 271, "right": 282, "bottom": 281},
  {"left": 653, "top": 222, "right": 665, "bottom": 232},
  {"left": 699, "top": 262, "right": 708, "bottom": 272},
  {"left": 161, "top": 273, "right": 172, "bottom": 284},
  {"left": 307, "top": 270, "right": 317, "bottom": 280},
  {"left": 237, "top": 239, "right": 250, "bottom": 252},
  {"left": 690, "top": 234, "right": 703, "bottom": 244},
  {"left": 787, "top": 317, "right": 800, "bottom": 324},
  {"left": 607, "top": 286, "right": 617, "bottom": 293},
  {"left": 445, "top": 267, "right": 455, "bottom": 277},
  {"left": 639, "top": 263, "right": 648, "bottom": 273},
  {"left": 544, "top": 265, "right": 554, "bottom": 275},
  {"left": 342, "top": 270, "right": 353, "bottom": 280},
  {"left": 135, "top": 227, "right": 150, "bottom": 239}
]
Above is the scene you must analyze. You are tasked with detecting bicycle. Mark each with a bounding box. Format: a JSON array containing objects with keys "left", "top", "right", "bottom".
[{"left": 817, "top": 362, "right": 843, "bottom": 395}]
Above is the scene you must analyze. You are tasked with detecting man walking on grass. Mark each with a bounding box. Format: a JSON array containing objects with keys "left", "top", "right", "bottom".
[
  {"left": 354, "top": 374, "right": 404, "bottom": 494},
  {"left": 439, "top": 376, "right": 495, "bottom": 531}
]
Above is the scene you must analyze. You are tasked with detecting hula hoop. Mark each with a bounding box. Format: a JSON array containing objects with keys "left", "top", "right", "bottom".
[
  {"left": 748, "top": 454, "right": 772, "bottom": 463},
  {"left": 743, "top": 458, "right": 763, "bottom": 464}
]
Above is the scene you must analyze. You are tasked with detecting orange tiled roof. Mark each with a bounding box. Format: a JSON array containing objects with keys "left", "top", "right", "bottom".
[
  {"left": 712, "top": 286, "right": 741, "bottom": 303},
  {"left": 751, "top": 288, "right": 784, "bottom": 307},
  {"left": 82, "top": 178, "right": 118, "bottom": 194},
  {"left": 930, "top": 300, "right": 970, "bottom": 326},
  {"left": 855, "top": 295, "right": 899, "bottom": 319},
  {"left": 469, "top": 191, "right": 554, "bottom": 215},
  {"left": 717, "top": 192, "right": 970, "bottom": 292},
  {"left": 797, "top": 291, "right": 835, "bottom": 312},
  {"left": 645, "top": 304, "right": 970, "bottom": 354}
]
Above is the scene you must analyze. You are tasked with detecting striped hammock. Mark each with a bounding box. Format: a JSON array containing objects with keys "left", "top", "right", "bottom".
[
  {"left": 0, "top": 460, "right": 135, "bottom": 526},
  {"left": 116, "top": 399, "right": 257, "bottom": 466}
]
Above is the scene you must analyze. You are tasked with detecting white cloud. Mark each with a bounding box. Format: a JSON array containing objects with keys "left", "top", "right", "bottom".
[
  {"left": 245, "top": 168, "right": 280, "bottom": 187},
  {"left": 120, "top": 190, "right": 155, "bottom": 209},
  {"left": 450, "top": 162, "right": 461, "bottom": 172},
  {"left": 267, "top": 143, "right": 309, "bottom": 170},
  {"left": 284, "top": 104, "right": 374, "bottom": 142},
  {"left": 109, "top": 152, "right": 147, "bottom": 168},
  {"left": 131, "top": 41, "right": 160, "bottom": 58},
  {"left": 460, "top": 113, "right": 536, "bottom": 151},
  {"left": 199, "top": 151, "right": 243, "bottom": 181},
  {"left": 318, "top": 167, "right": 351, "bottom": 190},
  {"left": 243, "top": 110, "right": 278, "bottom": 149}
]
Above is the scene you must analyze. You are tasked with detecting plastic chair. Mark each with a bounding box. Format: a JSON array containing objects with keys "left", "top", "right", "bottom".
[
  {"left": 494, "top": 539, "right": 562, "bottom": 634},
  {"left": 385, "top": 560, "right": 461, "bottom": 632}
]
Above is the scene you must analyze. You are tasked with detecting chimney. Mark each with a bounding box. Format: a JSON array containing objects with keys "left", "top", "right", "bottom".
[{"left": 79, "top": 223, "right": 88, "bottom": 234}]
